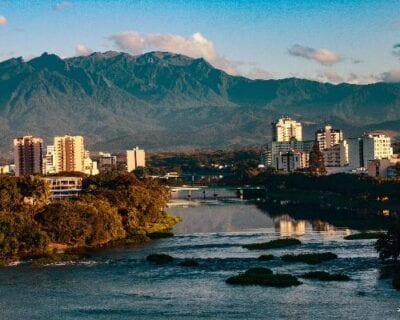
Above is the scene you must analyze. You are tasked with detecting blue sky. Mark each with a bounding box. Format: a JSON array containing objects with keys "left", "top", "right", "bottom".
[{"left": 1, "top": 0, "right": 400, "bottom": 83}]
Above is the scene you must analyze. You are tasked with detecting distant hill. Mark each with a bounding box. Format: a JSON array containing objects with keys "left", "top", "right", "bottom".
[{"left": 0, "top": 51, "right": 400, "bottom": 153}]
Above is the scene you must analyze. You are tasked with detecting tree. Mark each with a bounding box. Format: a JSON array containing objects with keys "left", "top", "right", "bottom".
[
  {"left": 308, "top": 141, "right": 326, "bottom": 175},
  {"left": 376, "top": 218, "right": 400, "bottom": 261}
]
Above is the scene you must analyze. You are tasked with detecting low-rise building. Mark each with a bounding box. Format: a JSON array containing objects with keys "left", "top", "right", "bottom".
[
  {"left": 43, "top": 176, "right": 83, "bottom": 200},
  {"left": 98, "top": 152, "right": 117, "bottom": 172},
  {"left": 273, "top": 150, "right": 309, "bottom": 172}
]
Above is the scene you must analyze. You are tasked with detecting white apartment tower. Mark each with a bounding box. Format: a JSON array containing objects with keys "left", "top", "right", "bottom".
[
  {"left": 13, "top": 136, "right": 43, "bottom": 177},
  {"left": 127, "top": 147, "right": 146, "bottom": 172},
  {"left": 43, "top": 145, "right": 57, "bottom": 175},
  {"left": 54, "top": 135, "right": 85, "bottom": 173},
  {"left": 362, "top": 132, "right": 393, "bottom": 166},
  {"left": 272, "top": 117, "right": 303, "bottom": 142}
]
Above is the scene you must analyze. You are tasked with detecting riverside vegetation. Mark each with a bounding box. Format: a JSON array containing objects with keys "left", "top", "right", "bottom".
[{"left": 0, "top": 172, "right": 179, "bottom": 264}]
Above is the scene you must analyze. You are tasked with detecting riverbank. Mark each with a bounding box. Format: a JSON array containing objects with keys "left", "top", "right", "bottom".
[{"left": 0, "top": 173, "right": 180, "bottom": 265}]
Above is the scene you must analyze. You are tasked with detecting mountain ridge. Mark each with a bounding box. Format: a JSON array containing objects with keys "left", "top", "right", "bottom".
[{"left": 0, "top": 51, "right": 399, "bottom": 153}]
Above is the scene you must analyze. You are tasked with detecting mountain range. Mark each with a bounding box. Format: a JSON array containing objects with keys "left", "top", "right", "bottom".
[{"left": 1, "top": 50, "right": 400, "bottom": 153}]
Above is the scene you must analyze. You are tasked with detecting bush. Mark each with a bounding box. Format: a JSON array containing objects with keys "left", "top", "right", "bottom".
[
  {"left": 36, "top": 199, "right": 126, "bottom": 247},
  {"left": 178, "top": 259, "right": 199, "bottom": 267},
  {"left": 146, "top": 253, "right": 174, "bottom": 264},
  {"left": 281, "top": 252, "right": 338, "bottom": 265},
  {"left": 258, "top": 254, "right": 274, "bottom": 261},
  {"left": 344, "top": 232, "right": 384, "bottom": 240},
  {"left": 242, "top": 238, "right": 301, "bottom": 250},
  {"left": 0, "top": 211, "right": 49, "bottom": 261},
  {"left": 226, "top": 267, "right": 301, "bottom": 287},
  {"left": 301, "top": 271, "right": 350, "bottom": 281}
]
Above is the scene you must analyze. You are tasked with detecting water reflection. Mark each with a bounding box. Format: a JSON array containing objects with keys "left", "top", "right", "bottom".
[{"left": 274, "top": 215, "right": 306, "bottom": 236}]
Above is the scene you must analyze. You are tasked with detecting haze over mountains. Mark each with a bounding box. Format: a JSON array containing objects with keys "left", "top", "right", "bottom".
[{"left": 0, "top": 50, "right": 400, "bottom": 153}]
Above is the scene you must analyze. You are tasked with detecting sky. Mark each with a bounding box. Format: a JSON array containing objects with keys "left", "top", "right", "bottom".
[{"left": 1, "top": 0, "right": 400, "bottom": 83}]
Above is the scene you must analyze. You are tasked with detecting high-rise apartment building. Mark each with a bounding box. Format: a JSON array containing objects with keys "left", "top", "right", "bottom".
[
  {"left": 13, "top": 136, "right": 43, "bottom": 177},
  {"left": 271, "top": 117, "right": 302, "bottom": 142},
  {"left": 315, "top": 125, "right": 348, "bottom": 167},
  {"left": 362, "top": 132, "right": 393, "bottom": 166},
  {"left": 127, "top": 147, "right": 146, "bottom": 172},
  {"left": 43, "top": 145, "right": 57, "bottom": 175},
  {"left": 315, "top": 125, "right": 343, "bottom": 150},
  {"left": 54, "top": 135, "right": 85, "bottom": 173}
]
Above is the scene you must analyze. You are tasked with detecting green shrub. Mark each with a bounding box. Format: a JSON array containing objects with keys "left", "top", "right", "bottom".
[
  {"left": 344, "top": 232, "right": 384, "bottom": 240},
  {"left": 178, "top": 259, "right": 199, "bottom": 267},
  {"left": 301, "top": 271, "right": 350, "bottom": 281},
  {"left": 226, "top": 267, "right": 301, "bottom": 287},
  {"left": 146, "top": 253, "right": 174, "bottom": 264},
  {"left": 258, "top": 254, "right": 274, "bottom": 261},
  {"left": 242, "top": 238, "right": 301, "bottom": 250},
  {"left": 281, "top": 252, "right": 337, "bottom": 265}
]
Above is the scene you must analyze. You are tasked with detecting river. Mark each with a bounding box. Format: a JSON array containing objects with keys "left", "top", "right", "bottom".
[{"left": 0, "top": 199, "right": 398, "bottom": 319}]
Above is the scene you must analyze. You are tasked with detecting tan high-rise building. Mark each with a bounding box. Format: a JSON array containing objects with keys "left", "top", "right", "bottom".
[
  {"left": 127, "top": 147, "right": 146, "bottom": 172},
  {"left": 272, "top": 117, "right": 302, "bottom": 142},
  {"left": 54, "top": 135, "right": 85, "bottom": 173},
  {"left": 13, "top": 136, "right": 43, "bottom": 177},
  {"left": 315, "top": 125, "right": 343, "bottom": 150},
  {"left": 315, "top": 125, "right": 348, "bottom": 167}
]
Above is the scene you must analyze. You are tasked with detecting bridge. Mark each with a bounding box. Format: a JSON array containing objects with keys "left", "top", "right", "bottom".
[{"left": 169, "top": 185, "right": 265, "bottom": 200}]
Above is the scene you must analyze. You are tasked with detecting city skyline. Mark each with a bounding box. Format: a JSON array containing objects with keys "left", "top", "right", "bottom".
[{"left": 0, "top": 0, "right": 400, "bottom": 84}]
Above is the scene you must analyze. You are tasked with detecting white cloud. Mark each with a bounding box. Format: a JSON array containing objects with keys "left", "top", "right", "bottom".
[
  {"left": 109, "top": 31, "right": 247, "bottom": 74},
  {"left": 245, "top": 67, "right": 272, "bottom": 80},
  {"left": 0, "top": 15, "right": 7, "bottom": 26},
  {"left": 109, "top": 31, "right": 218, "bottom": 61},
  {"left": 380, "top": 68, "right": 400, "bottom": 82},
  {"left": 75, "top": 44, "right": 93, "bottom": 56},
  {"left": 288, "top": 44, "right": 341, "bottom": 65},
  {"left": 317, "top": 71, "right": 344, "bottom": 83},
  {"left": 52, "top": 1, "right": 72, "bottom": 11}
]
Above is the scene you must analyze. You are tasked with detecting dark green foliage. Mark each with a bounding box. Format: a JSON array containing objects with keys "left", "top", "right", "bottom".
[
  {"left": 308, "top": 142, "right": 326, "bottom": 175},
  {"left": 178, "top": 259, "right": 199, "bottom": 267},
  {"left": 281, "top": 252, "right": 338, "bottom": 265},
  {"left": 147, "top": 232, "right": 174, "bottom": 239},
  {"left": 242, "top": 238, "right": 301, "bottom": 250},
  {"left": 2, "top": 51, "right": 400, "bottom": 151},
  {"left": 0, "top": 211, "right": 49, "bottom": 261},
  {"left": 0, "top": 173, "right": 176, "bottom": 263},
  {"left": 226, "top": 267, "right": 301, "bottom": 287},
  {"left": 301, "top": 271, "right": 350, "bottom": 281},
  {"left": 29, "top": 253, "right": 83, "bottom": 266},
  {"left": 146, "top": 253, "right": 174, "bottom": 264},
  {"left": 344, "top": 232, "right": 384, "bottom": 240},
  {"left": 376, "top": 218, "right": 400, "bottom": 261},
  {"left": 35, "top": 199, "right": 126, "bottom": 247},
  {"left": 258, "top": 254, "right": 274, "bottom": 261}
]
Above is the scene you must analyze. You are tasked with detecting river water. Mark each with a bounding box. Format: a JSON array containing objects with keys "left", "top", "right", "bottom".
[{"left": 0, "top": 200, "right": 398, "bottom": 320}]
